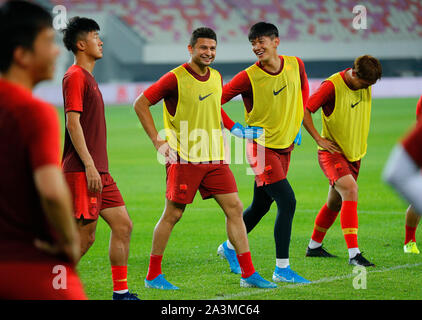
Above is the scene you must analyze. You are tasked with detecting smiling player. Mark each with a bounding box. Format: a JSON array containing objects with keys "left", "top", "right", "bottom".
[
  {"left": 134, "top": 27, "right": 275, "bottom": 290},
  {"left": 217, "top": 22, "right": 311, "bottom": 284}
]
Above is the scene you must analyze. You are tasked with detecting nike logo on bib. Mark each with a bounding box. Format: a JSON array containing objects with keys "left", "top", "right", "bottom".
[
  {"left": 351, "top": 93, "right": 362, "bottom": 108},
  {"left": 273, "top": 85, "right": 287, "bottom": 96},
  {"left": 199, "top": 93, "right": 213, "bottom": 101}
]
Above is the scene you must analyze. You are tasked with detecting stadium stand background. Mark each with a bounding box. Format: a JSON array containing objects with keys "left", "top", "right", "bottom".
[{"left": 1, "top": 0, "right": 421, "bottom": 100}]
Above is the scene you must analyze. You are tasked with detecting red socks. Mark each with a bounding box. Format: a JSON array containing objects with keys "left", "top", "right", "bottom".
[
  {"left": 340, "top": 201, "right": 359, "bottom": 249},
  {"left": 146, "top": 254, "right": 163, "bottom": 281},
  {"left": 111, "top": 266, "right": 128, "bottom": 292},
  {"left": 405, "top": 225, "right": 417, "bottom": 244},
  {"left": 311, "top": 203, "right": 339, "bottom": 243},
  {"left": 237, "top": 251, "right": 255, "bottom": 278}
]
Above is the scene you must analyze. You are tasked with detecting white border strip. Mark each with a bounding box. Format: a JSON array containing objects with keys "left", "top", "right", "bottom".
[{"left": 209, "top": 262, "right": 422, "bottom": 300}]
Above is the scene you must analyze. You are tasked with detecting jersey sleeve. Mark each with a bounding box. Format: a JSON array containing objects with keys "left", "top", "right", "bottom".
[
  {"left": 296, "top": 57, "right": 309, "bottom": 109},
  {"left": 416, "top": 95, "right": 422, "bottom": 122},
  {"left": 63, "top": 70, "right": 85, "bottom": 113},
  {"left": 306, "top": 80, "right": 335, "bottom": 113},
  {"left": 25, "top": 102, "right": 61, "bottom": 170},
  {"left": 402, "top": 122, "right": 422, "bottom": 168},
  {"left": 221, "top": 70, "right": 251, "bottom": 105},
  {"left": 143, "top": 72, "right": 178, "bottom": 105}
]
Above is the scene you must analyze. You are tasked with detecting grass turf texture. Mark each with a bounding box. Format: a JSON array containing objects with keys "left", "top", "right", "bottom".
[{"left": 57, "top": 97, "right": 422, "bottom": 300}]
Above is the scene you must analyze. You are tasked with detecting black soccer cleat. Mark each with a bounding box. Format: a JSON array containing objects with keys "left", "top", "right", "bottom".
[
  {"left": 306, "top": 245, "right": 337, "bottom": 258},
  {"left": 349, "top": 252, "right": 375, "bottom": 267}
]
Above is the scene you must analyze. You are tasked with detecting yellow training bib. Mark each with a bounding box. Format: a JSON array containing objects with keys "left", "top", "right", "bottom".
[
  {"left": 163, "top": 65, "right": 225, "bottom": 162},
  {"left": 245, "top": 55, "right": 304, "bottom": 149},
  {"left": 320, "top": 72, "right": 372, "bottom": 162}
]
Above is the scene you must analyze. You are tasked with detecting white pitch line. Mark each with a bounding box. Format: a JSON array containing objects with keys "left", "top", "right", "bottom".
[
  {"left": 209, "top": 262, "right": 422, "bottom": 300},
  {"left": 133, "top": 206, "right": 405, "bottom": 215}
]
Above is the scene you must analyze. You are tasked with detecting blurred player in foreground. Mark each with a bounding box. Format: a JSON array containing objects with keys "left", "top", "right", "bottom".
[
  {"left": 384, "top": 116, "right": 422, "bottom": 233},
  {"left": 304, "top": 55, "right": 382, "bottom": 267},
  {"left": 217, "top": 22, "right": 310, "bottom": 284},
  {"left": 61, "top": 17, "right": 138, "bottom": 300},
  {"left": 400, "top": 96, "right": 422, "bottom": 254},
  {"left": 0, "top": 0, "right": 86, "bottom": 299},
  {"left": 134, "top": 27, "right": 275, "bottom": 290}
]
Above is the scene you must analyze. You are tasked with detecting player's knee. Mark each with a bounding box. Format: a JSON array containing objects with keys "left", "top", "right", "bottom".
[
  {"left": 164, "top": 208, "right": 184, "bottom": 225},
  {"left": 82, "top": 232, "right": 95, "bottom": 252},
  {"left": 343, "top": 185, "right": 358, "bottom": 201},
  {"left": 226, "top": 199, "right": 244, "bottom": 219}
]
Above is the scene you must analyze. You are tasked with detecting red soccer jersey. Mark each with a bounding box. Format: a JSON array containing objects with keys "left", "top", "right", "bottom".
[
  {"left": 306, "top": 69, "right": 351, "bottom": 116},
  {"left": 62, "top": 65, "right": 108, "bottom": 173},
  {"left": 0, "top": 79, "right": 62, "bottom": 262},
  {"left": 143, "top": 63, "right": 235, "bottom": 129},
  {"left": 416, "top": 95, "right": 422, "bottom": 122},
  {"left": 402, "top": 121, "right": 422, "bottom": 168},
  {"left": 221, "top": 56, "right": 309, "bottom": 112}
]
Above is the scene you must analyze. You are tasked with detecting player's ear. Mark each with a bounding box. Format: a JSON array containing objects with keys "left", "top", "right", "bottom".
[
  {"left": 187, "top": 44, "right": 193, "bottom": 56},
  {"left": 76, "top": 39, "right": 87, "bottom": 52},
  {"left": 274, "top": 36, "right": 280, "bottom": 47},
  {"left": 13, "top": 46, "right": 32, "bottom": 68}
]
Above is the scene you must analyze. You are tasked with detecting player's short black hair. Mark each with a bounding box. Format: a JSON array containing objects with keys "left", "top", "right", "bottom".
[
  {"left": 189, "top": 27, "right": 217, "bottom": 47},
  {"left": 0, "top": 0, "right": 53, "bottom": 73},
  {"left": 248, "top": 22, "right": 279, "bottom": 41},
  {"left": 62, "top": 16, "right": 100, "bottom": 53}
]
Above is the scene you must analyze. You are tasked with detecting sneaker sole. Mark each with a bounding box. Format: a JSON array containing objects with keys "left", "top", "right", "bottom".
[
  {"left": 217, "top": 245, "right": 226, "bottom": 259},
  {"left": 144, "top": 281, "right": 179, "bottom": 290},
  {"left": 240, "top": 279, "right": 277, "bottom": 289}
]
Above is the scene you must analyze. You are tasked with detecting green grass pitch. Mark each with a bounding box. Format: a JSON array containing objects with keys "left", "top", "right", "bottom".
[{"left": 57, "top": 97, "right": 422, "bottom": 300}]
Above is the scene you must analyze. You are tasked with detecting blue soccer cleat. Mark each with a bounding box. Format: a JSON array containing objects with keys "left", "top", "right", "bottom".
[
  {"left": 240, "top": 271, "right": 277, "bottom": 288},
  {"left": 217, "top": 241, "right": 241, "bottom": 274},
  {"left": 145, "top": 274, "right": 179, "bottom": 290},
  {"left": 112, "top": 291, "right": 140, "bottom": 300},
  {"left": 272, "top": 266, "right": 311, "bottom": 284}
]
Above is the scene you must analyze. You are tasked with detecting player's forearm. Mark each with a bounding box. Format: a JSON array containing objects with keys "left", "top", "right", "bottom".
[
  {"left": 66, "top": 118, "right": 95, "bottom": 168},
  {"left": 134, "top": 94, "right": 162, "bottom": 149},
  {"left": 34, "top": 165, "right": 78, "bottom": 245},
  {"left": 303, "top": 109, "right": 322, "bottom": 143}
]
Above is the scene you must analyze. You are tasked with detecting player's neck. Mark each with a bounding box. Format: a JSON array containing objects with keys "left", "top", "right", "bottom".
[
  {"left": 260, "top": 54, "right": 281, "bottom": 74},
  {"left": 344, "top": 69, "right": 358, "bottom": 90},
  {"left": 2, "top": 65, "right": 36, "bottom": 91},
  {"left": 74, "top": 54, "right": 96, "bottom": 75},
  {"left": 187, "top": 60, "right": 208, "bottom": 77}
]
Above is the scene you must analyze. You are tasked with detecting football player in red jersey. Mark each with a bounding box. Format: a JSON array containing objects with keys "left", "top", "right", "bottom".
[
  {"left": 0, "top": 0, "right": 86, "bottom": 299},
  {"left": 401, "top": 96, "right": 422, "bottom": 254},
  {"left": 61, "top": 17, "right": 138, "bottom": 300}
]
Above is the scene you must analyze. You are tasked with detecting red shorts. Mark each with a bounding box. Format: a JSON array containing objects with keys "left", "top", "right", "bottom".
[
  {"left": 246, "top": 141, "right": 291, "bottom": 187},
  {"left": 65, "top": 172, "right": 125, "bottom": 220},
  {"left": 166, "top": 162, "right": 238, "bottom": 204},
  {"left": 318, "top": 150, "right": 361, "bottom": 186},
  {"left": 0, "top": 261, "right": 87, "bottom": 300}
]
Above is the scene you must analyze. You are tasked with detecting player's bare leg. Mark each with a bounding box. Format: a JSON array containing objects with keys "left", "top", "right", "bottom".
[
  {"left": 100, "top": 206, "right": 133, "bottom": 266},
  {"left": 151, "top": 199, "right": 186, "bottom": 256},
  {"left": 333, "top": 174, "right": 374, "bottom": 266},
  {"left": 213, "top": 192, "right": 249, "bottom": 254},
  {"left": 144, "top": 199, "right": 185, "bottom": 290},
  {"left": 100, "top": 206, "right": 139, "bottom": 299},
  {"left": 326, "top": 185, "right": 343, "bottom": 212},
  {"left": 76, "top": 218, "right": 98, "bottom": 262},
  {"left": 404, "top": 205, "right": 421, "bottom": 253},
  {"left": 214, "top": 192, "right": 277, "bottom": 288}
]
